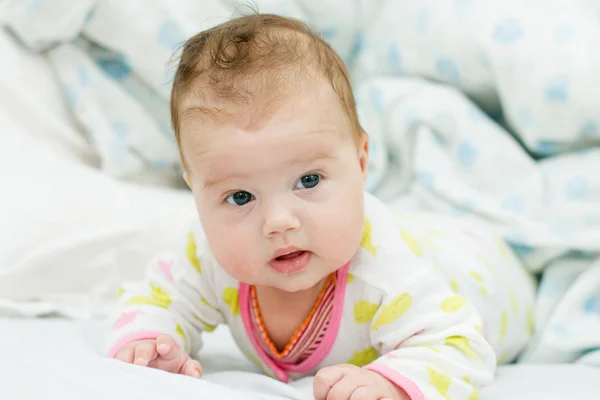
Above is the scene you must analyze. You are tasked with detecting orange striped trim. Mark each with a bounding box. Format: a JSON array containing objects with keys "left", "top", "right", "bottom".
[{"left": 250, "top": 274, "right": 335, "bottom": 358}]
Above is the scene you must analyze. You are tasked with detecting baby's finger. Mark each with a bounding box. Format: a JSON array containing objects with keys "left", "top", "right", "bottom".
[
  {"left": 156, "top": 335, "right": 181, "bottom": 360},
  {"left": 349, "top": 385, "right": 382, "bottom": 400},
  {"left": 313, "top": 366, "right": 345, "bottom": 400},
  {"left": 133, "top": 341, "right": 158, "bottom": 366},
  {"left": 114, "top": 346, "right": 134, "bottom": 364},
  {"left": 326, "top": 376, "right": 365, "bottom": 400},
  {"left": 181, "top": 359, "right": 203, "bottom": 378}
]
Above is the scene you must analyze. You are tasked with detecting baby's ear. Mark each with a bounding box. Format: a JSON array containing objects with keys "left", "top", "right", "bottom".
[{"left": 358, "top": 131, "right": 369, "bottom": 178}]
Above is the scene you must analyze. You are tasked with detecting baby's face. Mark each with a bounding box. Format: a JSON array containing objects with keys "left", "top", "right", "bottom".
[{"left": 180, "top": 80, "right": 368, "bottom": 292}]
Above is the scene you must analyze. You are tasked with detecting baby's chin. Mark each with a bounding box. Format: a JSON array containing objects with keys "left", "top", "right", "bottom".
[
  {"left": 269, "top": 264, "right": 341, "bottom": 293},
  {"left": 273, "top": 277, "right": 324, "bottom": 293}
]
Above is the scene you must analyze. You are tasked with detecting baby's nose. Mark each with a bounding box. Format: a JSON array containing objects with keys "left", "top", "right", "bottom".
[{"left": 262, "top": 205, "right": 301, "bottom": 238}]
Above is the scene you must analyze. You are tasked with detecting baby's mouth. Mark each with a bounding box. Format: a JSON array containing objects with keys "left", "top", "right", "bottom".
[
  {"left": 269, "top": 249, "right": 312, "bottom": 275},
  {"left": 275, "top": 250, "right": 306, "bottom": 261}
]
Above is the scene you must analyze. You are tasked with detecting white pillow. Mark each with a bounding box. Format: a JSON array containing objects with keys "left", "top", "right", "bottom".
[
  {"left": 0, "top": 110, "right": 198, "bottom": 318},
  {"left": 0, "top": 119, "right": 198, "bottom": 318},
  {"left": 0, "top": 29, "right": 198, "bottom": 318}
]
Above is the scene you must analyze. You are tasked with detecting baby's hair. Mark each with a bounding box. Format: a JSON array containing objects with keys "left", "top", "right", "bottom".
[{"left": 169, "top": 12, "right": 363, "bottom": 151}]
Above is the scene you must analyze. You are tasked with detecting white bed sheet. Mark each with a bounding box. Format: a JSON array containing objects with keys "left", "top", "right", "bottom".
[{"left": 0, "top": 318, "right": 598, "bottom": 400}]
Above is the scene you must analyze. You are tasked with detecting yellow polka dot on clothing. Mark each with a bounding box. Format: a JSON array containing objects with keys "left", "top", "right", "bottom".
[
  {"left": 420, "top": 236, "right": 440, "bottom": 252},
  {"left": 462, "top": 378, "right": 480, "bottom": 400},
  {"left": 223, "top": 287, "right": 239, "bottom": 316},
  {"left": 441, "top": 295, "right": 467, "bottom": 312},
  {"left": 116, "top": 287, "right": 124, "bottom": 298},
  {"left": 360, "top": 218, "right": 378, "bottom": 257},
  {"left": 527, "top": 306, "right": 536, "bottom": 336},
  {"left": 150, "top": 285, "right": 171, "bottom": 303},
  {"left": 425, "top": 366, "right": 452, "bottom": 399},
  {"left": 372, "top": 293, "right": 413, "bottom": 330},
  {"left": 201, "top": 296, "right": 218, "bottom": 311},
  {"left": 497, "top": 351, "right": 511, "bottom": 365},
  {"left": 469, "top": 271, "right": 483, "bottom": 282},
  {"left": 445, "top": 336, "right": 480, "bottom": 361},
  {"left": 496, "top": 238, "right": 513, "bottom": 260},
  {"left": 202, "top": 321, "right": 217, "bottom": 332},
  {"left": 510, "top": 288, "right": 519, "bottom": 314},
  {"left": 248, "top": 352, "right": 261, "bottom": 367},
  {"left": 347, "top": 346, "right": 379, "bottom": 367},
  {"left": 186, "top": 232, "right": 202, "bottom": 274},
  {"left": 479, "top": 286, "right": 488, "bottom": 295},
  {"left": 427, "top": 345, "right": 441, "bottom": 353},
  {"left": 400, "top": 230, "right": 423, "bottom": 257},
  {"left": 450, "top": 279, "right": 460, "bottom": 293},
  {"left": 354, "top": 300, "right": 379, "bottom": 324},
  {"left": 125, "top": 284, "right": 172, "bottom": 309},
  {"left": 175, "top": 324, "right": 187, "bottom": 347},
  {"left": 347, "top": 274, "right": 355, "bottom": 283},
  {"left": 499, "top": 311, "right": 508, "bottom": 341},
  {"left": 194, "top": 313, "right": 217, "bottom": 332},
  {"left": 469, "top": 388, "right": 481, "bottom": 400},
  {"left": 476, "top": 254, "right": 492, "bottom": 269}
]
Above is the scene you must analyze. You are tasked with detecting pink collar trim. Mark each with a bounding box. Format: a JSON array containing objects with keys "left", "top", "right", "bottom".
[{"left": 239, "top": 263, "right": 350, "bottom": 382}]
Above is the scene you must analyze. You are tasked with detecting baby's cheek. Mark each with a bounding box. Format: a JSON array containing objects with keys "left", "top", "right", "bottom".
[
  {"left": 209, "top": 233, "right": 260, "bottom": 280},
  {"left": 335, "top": 218, "right": 364, "bottom": 258},
  {"left": 312, "top": 202, "right": 363, "bottom": 261}
]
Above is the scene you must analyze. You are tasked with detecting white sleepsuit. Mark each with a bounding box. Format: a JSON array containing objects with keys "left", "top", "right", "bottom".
[{"left": 106, "top": 192, "right": 535, "bottom": 400}]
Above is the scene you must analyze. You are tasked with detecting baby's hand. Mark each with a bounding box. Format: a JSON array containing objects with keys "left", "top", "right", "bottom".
[
  {"left": 114, "top": 334, "right": 202, "bottom": 378},
  {"left": 314, "top": 364, "right": 409, "bottom": 400}
]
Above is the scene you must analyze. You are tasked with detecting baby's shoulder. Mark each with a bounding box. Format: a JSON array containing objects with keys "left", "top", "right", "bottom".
[
  {"left": 178, "top": 220, "right": 238, "bottom": 286},
  {"left": 349, "top": 193, "right": 433, "bottom": 293},
  {"left": 360, "top": 191, "right": 430, "bottom": 261}
]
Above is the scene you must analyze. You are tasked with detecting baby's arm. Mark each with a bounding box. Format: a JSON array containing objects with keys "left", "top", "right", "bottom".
[
  {"left": 315, "top": 259, "right": 495, "bottom": 400},
  {"left": 105, "top": 230, "right": 223, "bottom": 376},
  {"left": 361, "top": 263, "right": 496, "bottom": 400}
]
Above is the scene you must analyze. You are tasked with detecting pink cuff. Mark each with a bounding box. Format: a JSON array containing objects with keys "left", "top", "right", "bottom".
[
  {"left": 107, "top": 331, "right": 168, "bottom": 358},
  {"left": 365, "top": 364, "right": 425, "bottom": 400}
]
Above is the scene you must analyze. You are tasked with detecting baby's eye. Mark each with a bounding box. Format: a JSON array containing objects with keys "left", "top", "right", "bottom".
[
  {"left": 226, "top": 191, "right": 254, "bottom": 206},
  {"left": 295, "top": 174, "right": 321, "bottom": 190}
]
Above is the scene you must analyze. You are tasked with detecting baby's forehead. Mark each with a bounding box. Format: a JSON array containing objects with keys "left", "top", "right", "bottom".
[
  {"left": 179, "top": 73, "right": 345, "bottom": 132},
  {"left": 179, "top": 89, "right": 286, "bottom": 131},
  {"left": 197, "top": 129, "right": 343, "bottom": 186},
  {"left": 178, "top": 97, "right": 351, "bottom": 174}
]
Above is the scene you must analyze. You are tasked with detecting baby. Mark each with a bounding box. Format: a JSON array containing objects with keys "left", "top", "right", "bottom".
[{"left": 106, "top": 14, "right": 536, "bottom": 400}]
